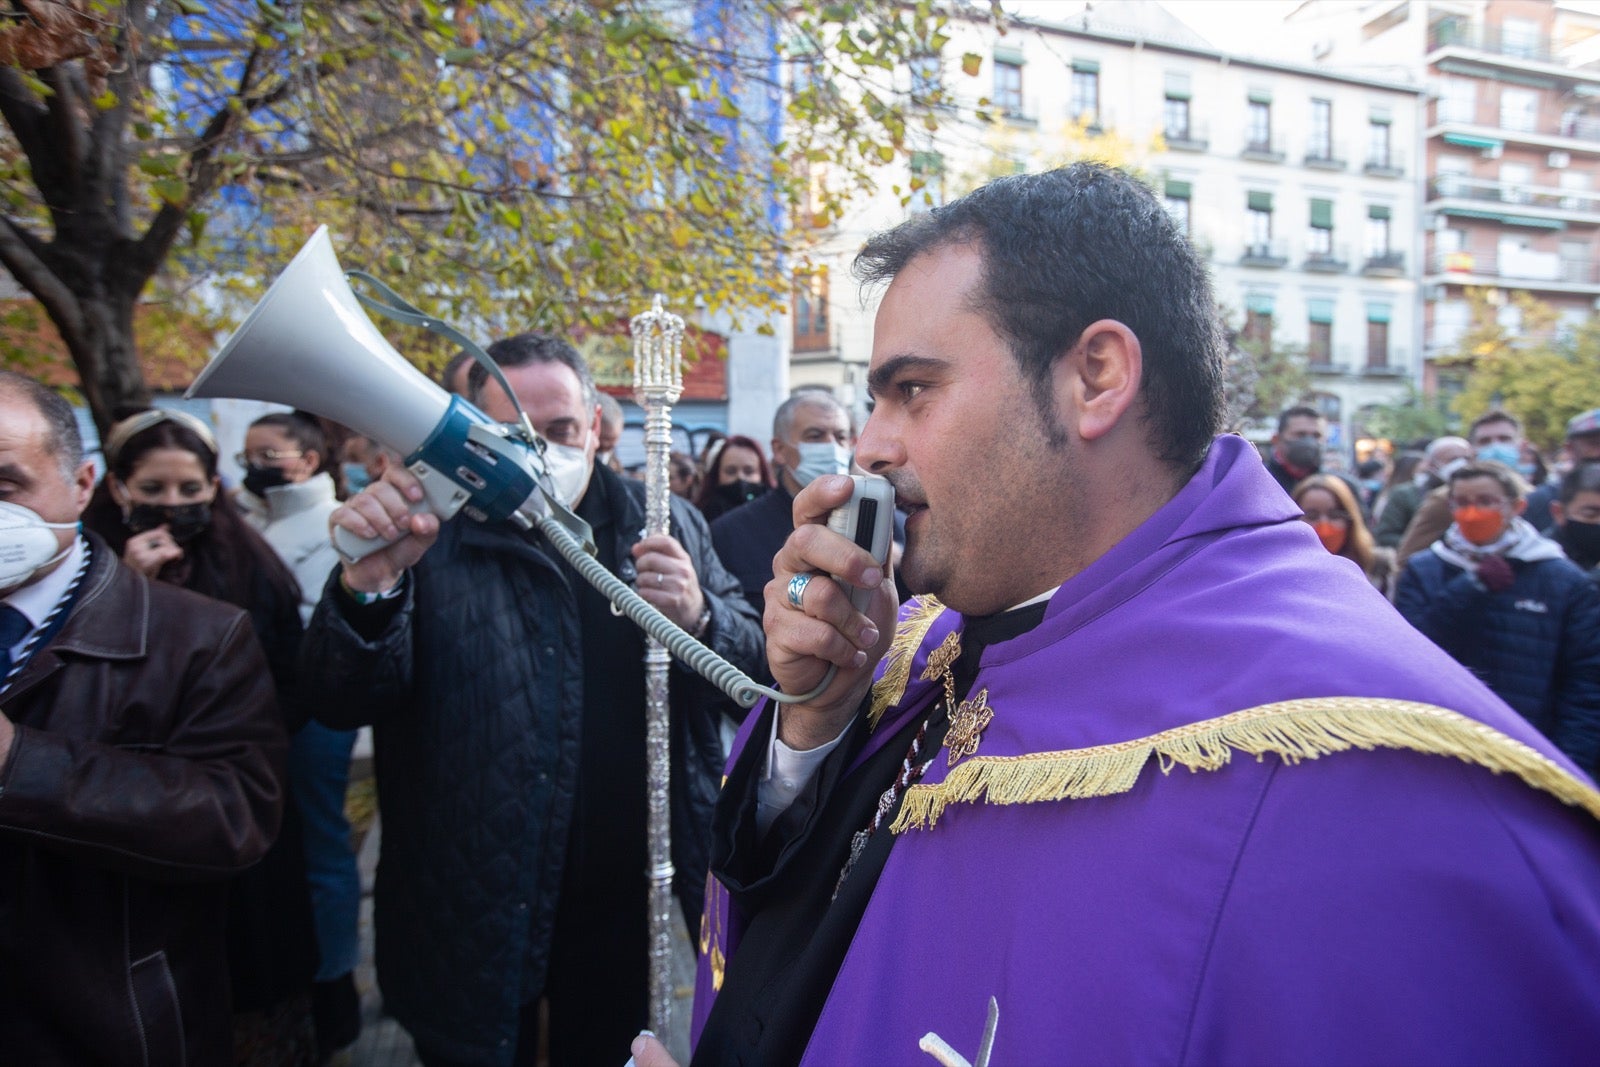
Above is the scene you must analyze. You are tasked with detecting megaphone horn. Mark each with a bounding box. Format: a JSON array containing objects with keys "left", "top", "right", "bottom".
[{"left": 188, "top": 226, "right": 450, "bottom": 457}]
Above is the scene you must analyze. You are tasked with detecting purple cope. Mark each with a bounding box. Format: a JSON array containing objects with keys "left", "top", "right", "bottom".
[{"left": 694, "top": 434, "right": 1600, "bottom": 1065}]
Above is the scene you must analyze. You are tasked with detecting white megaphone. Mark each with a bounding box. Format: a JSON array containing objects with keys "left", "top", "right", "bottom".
[
  {"left": 186, "top": 226, "right": 789, "bottom": 708},
  {"left": 187, "top": 226, "right": 554, "bottom": 562}
]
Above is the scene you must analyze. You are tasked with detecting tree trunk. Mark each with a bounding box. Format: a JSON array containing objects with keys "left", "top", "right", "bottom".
[{"left": 66, "top": 286, "right": 149, "bottom": 437}]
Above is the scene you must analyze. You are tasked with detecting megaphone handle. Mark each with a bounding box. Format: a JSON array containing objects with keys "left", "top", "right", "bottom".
[
  {"left": 331, "top": 462, "right": 473, "bottom": 564},
  {"left": 330, "top": 501, "right": 429, "bottom": 564}
]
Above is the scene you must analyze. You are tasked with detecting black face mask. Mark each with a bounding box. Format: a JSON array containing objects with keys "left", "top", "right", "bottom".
[
  {"left": 1558, "top": 519, "right": 1600, "bottom": 569},
  {"left": 242, "top": 464, "right": 290, "bottom": 499},
  {"left": 126, "top": 503, "right": 213, "bottom": 544},
  {"left": 717, "top": 479, "right": 763, "bottom": 507},
  {"left": 1282, "top": 438, "right": 1323, "bottom": 474}
]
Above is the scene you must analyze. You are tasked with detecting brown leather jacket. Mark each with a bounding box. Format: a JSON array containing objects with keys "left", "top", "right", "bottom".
[{"left": 0, "top": 535, "right": 285, "bottom": 1066}]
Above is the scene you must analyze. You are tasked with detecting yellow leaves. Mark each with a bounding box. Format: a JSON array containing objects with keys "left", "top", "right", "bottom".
[
  {"left": 961, "top": 52, "right": 983, "bottom": 77},
  {"left": 389, "top": 160, "right": 408, "bottom": 178},
  {"left": 669, "top": 223, "right": 692, "bottom": 249}
]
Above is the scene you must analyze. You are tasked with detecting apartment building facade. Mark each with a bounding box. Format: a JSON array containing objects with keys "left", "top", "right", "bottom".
[
  {"left": 1288, "top": 0, "right": 1600, "bottom": 399},
  {"left": 789, "top": 3, "right": 1422, "bottom": 454}
]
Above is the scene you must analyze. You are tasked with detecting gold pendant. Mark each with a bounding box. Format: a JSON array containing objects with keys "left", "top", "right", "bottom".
[{"left": 945, "top": 687, "right": 995, "bottom": 766}]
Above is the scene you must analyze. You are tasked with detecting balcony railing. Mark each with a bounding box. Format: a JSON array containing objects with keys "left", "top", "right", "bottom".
[
  {"left": 1429, "top": 99, "right": 1600, "bottom": 146},
  {"left": 1240, "top": 240, "right": 1289, "bottom": 267},
  {"left": 1429, "top": 174, "right": 1600, "bottom": 216},
  {"left": 1363, "top": 251, "right": 1406, "bottom": 275},
  {"left": 1427, "top": 250, "right": 1600, "bottom": 285},
  {"left": 1364, "top": 149, "right": 1406, "bottom": 177},
  {"left": 1304, "top": 245, "right": 1349, "bottom": 273},
  {"left": 1241, "top": 135, "right": 1286, "bottom": 163},
  {"left": 1429, "top": 20, "right": 1553, "bottom": 63},
  {"left": 1304, "top": 141, "right": 1346, "bottom": 170},
  {"left": 1163, "top": 119, "right": 1209, "bottom": 152}
]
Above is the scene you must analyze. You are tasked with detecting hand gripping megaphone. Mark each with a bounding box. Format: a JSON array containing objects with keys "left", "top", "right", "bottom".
[{"left": 186, "top": 226, "right": 803, "bottom": 707}]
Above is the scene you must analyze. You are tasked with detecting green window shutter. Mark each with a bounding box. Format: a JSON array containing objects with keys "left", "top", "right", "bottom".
[
  {"left": 1310, "top": 199, "right": 1334, "bottom": 228},
  {"left": 1165, "top": 72, "right": 1191, "bottom": 100},
  {"left": 1247, "top": 191, "right": 1273, "bottom": 212},
  {"left": 1369, "top": 110, "right": 1392, "bottom": 126},
  {"left": 1072, "top": 58, "right": 1100, "bottom": 74},
  {"left": 1165, "top": 179, "right": 1191, "bottom": 199},
  {"left": 1308, "top": 299, "right": 1335, "bottom": 324},
  {"left": 1248, "top": 89, "right": 1273, "bottom": 104},
  {"left": 994, "top": 45, "right": 1025, "bottom": 66},
  {"left": 1366, "top": 302, "right": 1392, "bottom": 324},
  {"left": 1368, "top": 204, "right": 1391, "bottom": 220},
  {"left": 910, "top": 151, "right": 944, "bottom": 174},
  {"left": 1246, "top": 293, "right": 1275, "bottom": 314}
]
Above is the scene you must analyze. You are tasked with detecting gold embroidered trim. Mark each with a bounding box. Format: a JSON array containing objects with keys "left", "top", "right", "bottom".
[
  {"left": 867, "top": 595, "right": 946, "bottom": 730},
  {"left": 890, "top": 697, "right": 1600, "bottom": 833}
]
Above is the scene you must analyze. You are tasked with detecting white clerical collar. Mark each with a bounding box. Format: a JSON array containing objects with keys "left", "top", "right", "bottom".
[
  {"left": 1010, "top": 586, "right": 1059, "bottom": 612},
  {"left": 4, "top": 534, "right": 87, "bottom": 634}
]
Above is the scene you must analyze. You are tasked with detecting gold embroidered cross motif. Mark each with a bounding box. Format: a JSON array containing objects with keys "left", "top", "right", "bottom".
[
  {"left": 945, "top": 687, "right": 994, "bottom": 766},
  {"left": 920, "top": 631, "right": 962, "bottom": 710}
]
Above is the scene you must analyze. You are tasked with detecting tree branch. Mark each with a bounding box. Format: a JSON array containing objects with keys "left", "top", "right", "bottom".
[{"left": 0, "top": 215, "right": 82, "bottom": 350}]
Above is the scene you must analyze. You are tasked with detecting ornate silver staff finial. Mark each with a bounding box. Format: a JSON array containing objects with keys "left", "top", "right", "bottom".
[{"left": 632, "top": 293, "right": 684, "bottom": 402}]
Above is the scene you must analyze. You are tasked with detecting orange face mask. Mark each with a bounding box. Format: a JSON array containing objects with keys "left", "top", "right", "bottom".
[
  {"left": 1312, "top": 520, "right": 1347, "bottom": 555},
  {"left": 1454, "top": 506, "right": 1505, "bottom": 545}
]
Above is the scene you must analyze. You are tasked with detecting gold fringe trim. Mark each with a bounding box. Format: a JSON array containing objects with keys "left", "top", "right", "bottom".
[
  {"left": 867, "top": 595, "right": 947, "bottom": 730},
  {"left": 891, "top": 697, "right": 1600, "bottom": 833}
]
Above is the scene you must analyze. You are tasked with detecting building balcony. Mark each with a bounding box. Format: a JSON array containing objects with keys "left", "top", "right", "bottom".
[
  {"left": 1241, "top": 136, "right": 1286, "bottom": 164},
  {"left": 1304, "top": 141, "right": 1346, "bottom": 171},
  {"left": 1306, "top": 359, "right": 1349, "bottom": 377},
  {"left": 1428, "top": 174, "right": 1600, "bottom": 226},
  {"left": 1362, "top": 358, "right": 1411, "bottom": 379},
  {"left": 1303, "top": 246, "right": 1349, "bottom": 273},
  {"left": 1162, "top": 119, "right": 1209, "bottom": 153},
  {"left": 1428, "top": 101, "right": 1600, "bottom": 156},
  {"left": 1428, "top": 20, "right": 1554, "bottom": 65},
  {"left": 1362, "top": 251, "right": 1407, "bottom": 277},
  {"left": 1363, "top": 149, "right": 1406, "bottom": 178},
  {"left": 1426, "top": 250, "right": 1600, "bottom": 292},
  {"left": 1240, "top": 240, "right": 1289, "bottom": 267}
]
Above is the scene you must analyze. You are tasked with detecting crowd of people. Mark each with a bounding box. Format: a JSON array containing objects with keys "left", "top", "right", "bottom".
[{"left": 5, "top": 162, "right": 1600, "bottom": 1067}]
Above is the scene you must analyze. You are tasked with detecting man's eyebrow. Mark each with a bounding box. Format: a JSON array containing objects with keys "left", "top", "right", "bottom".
[{"left": 866, "top": 356, "right": 946, "bottom": 399}]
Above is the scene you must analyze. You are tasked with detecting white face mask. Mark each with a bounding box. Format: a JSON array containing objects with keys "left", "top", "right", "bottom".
[
  {"left": 792, "top": 441, "right": 850, "bottom": 488},
  {"left": 0, "top": 502, "right": 76, "bottom": 594},
  {"left": 541, "top": 435, "right": 592, "bottom": 507}
]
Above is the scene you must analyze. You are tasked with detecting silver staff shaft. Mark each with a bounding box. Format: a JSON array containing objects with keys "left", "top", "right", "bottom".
[{"left": 633, "top": 295, "right": 684, "bottom": 1040}]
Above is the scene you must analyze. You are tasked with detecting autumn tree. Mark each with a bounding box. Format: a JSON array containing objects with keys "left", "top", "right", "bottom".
[
  {"left": 1446, "top": 288, "right": 1600, "bottom": 453},
  {"left": 0, "top": 0, "right": 975, "bottom": 433}
]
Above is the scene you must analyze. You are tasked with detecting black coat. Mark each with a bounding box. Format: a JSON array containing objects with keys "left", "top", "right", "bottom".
[{"left": 299, "top": 464, "right": 762, "bottom": 1064}]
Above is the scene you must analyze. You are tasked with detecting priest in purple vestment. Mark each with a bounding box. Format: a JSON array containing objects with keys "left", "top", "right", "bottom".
[{"left": 629, "top": 164, "right": 1600, "bottom": 1067}]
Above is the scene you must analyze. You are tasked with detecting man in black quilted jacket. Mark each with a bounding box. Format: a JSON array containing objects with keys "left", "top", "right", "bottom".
[{"left": 300, "top": 333, "right": 764, "bottom": 1067}]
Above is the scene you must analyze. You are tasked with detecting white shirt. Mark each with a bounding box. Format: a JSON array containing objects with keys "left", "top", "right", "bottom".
[{"left": 4, "top": 535, "right": 86, "bottom": 661}]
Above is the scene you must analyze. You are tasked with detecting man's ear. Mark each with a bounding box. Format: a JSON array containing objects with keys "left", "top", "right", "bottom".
[
  {"left": 73, "top": 460, "right": 95, "bottom": 515},
  {"left": 1053, "top": 320, "right": 1142, "bottom": 443}
]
